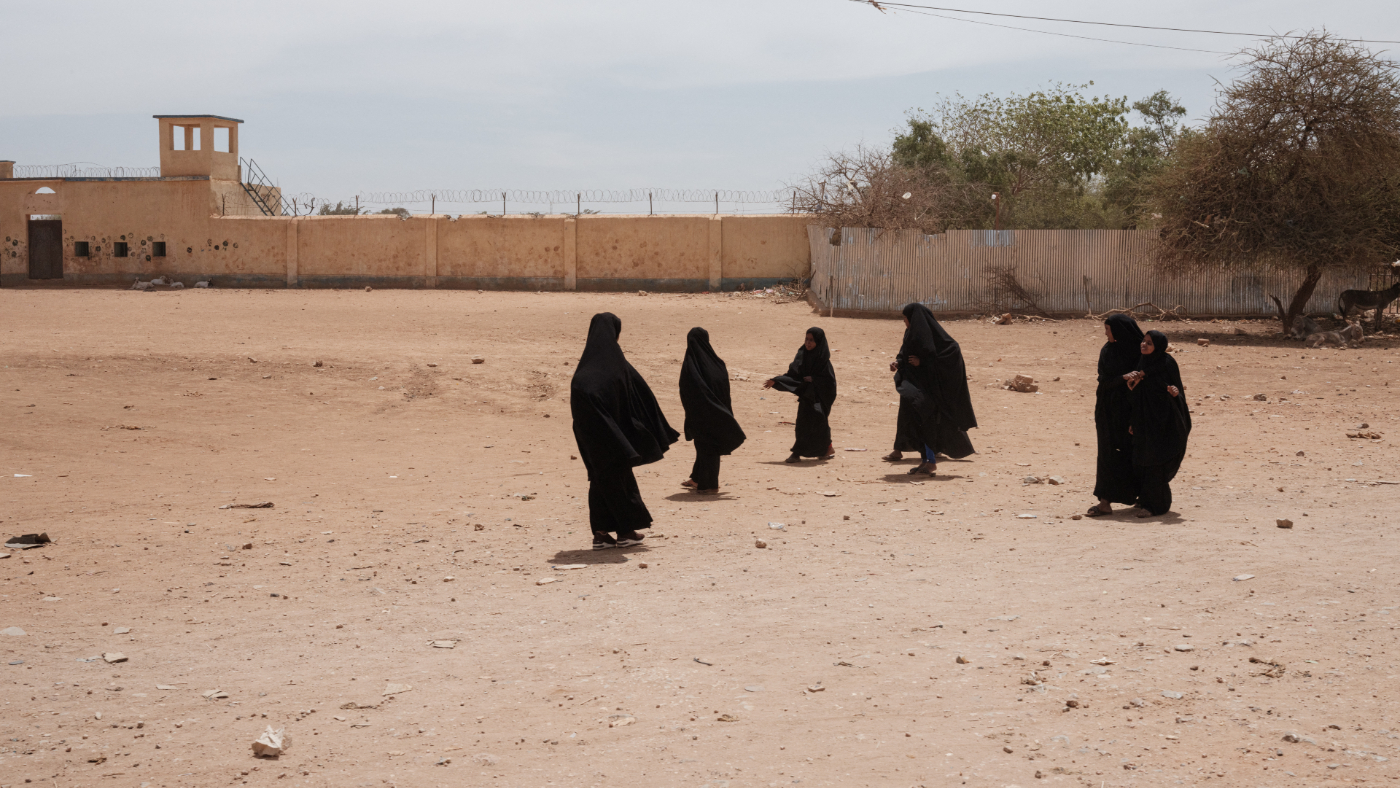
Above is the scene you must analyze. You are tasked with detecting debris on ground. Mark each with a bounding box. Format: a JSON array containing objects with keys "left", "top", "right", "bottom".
[
  {"left": 1005, "top": 374, "right": 1038, "bottom": 393},
  {"left": 5, "top": 532, "right": 51, "bottom": 550},
  {"left": 252, "top": 726, "right": 291, "bottom": 757},
  {"left": 1, "top": 626, "right": 25, "bottom": 636},
  {"left": 218, "top": 502, "right": 274, "bottom": 509},
  {"left": 102, "top": 652, "right": 128, "bottom": 663},
  {"left": 1276, "top": 519, "right": 1294, "bottom": 529},
  {"left": 382, "top": 683, "right": 412, "bottom": 696},
  {"left": 472, "top": 356, "right": 485, "bottom": 364}
]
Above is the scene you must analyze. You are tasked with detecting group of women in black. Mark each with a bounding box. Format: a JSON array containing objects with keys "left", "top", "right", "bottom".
[{"left": 568, "top": 307, "right": 1189, "bottom": 550}]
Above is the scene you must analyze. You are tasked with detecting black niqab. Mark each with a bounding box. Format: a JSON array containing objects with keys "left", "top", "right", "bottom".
[
  {"left": 1129, "top": 330, "right": 1191, "bottom": 476},
  {"left": 770, "top": 327, "right": 838, "bottom": 456},
  {"left": 679, "top": 327, "right": 746, "bottom": 455},
  {"left": 570, "top": 313, "right": 679, "bottom": 475},
  {"left": 1092, "top": 313, "right": 1145, "bottom": 504}
]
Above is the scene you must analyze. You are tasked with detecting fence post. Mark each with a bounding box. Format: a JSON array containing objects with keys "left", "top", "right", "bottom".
[
  {"left": 425, "top": 215, "right": 438, "bottom": 288},
  {"left": 708, "top": 216, "right": 723, "bottom": 292}
]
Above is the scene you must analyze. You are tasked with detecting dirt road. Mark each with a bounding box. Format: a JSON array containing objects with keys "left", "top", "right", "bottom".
[{"left": 2, "top": 288, "right": 1397, "bottom": 787}]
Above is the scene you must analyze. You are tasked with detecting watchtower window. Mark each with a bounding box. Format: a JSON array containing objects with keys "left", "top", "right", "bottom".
[
  {"left": 113, "top": 242, "right": 129, "bottom": 258},
  {"left": 171, "top": 125, "right": 201, "bottom": 151},
  {"left": 35, "top": 186, "right": 56, "bottom": 194},
  {"left": 152, "top": 241, "right": 166, "bottom": 257},
  {"left": 74, "top": 241, "right": 90, "bottom": 257},
  {"left": 213, "top": 127, "right": 230, "bottom": 153}
]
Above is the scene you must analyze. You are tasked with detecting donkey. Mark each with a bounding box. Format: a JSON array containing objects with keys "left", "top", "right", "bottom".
[
  {"left": 1290, "top": 314, "right": 1320, "bottom": 340},
  {"left": 1337, "top": 282, "right": 1400, "bottom": 328}
]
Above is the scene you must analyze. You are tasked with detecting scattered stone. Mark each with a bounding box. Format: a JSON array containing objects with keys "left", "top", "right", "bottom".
[
  {"left": 637, "top": 290, "right": 648, "bottom": 296},
  {"left": 1277, "top": 519, "right": 1294, "bottom": 529},
  {"left": 1016, "top": 514, "right": 1037, "bottom": 519},
  {"left": 430, "top": 640, "right": 456, "bottom": 649},
  {"left": 1129, "top": 697, "right": 1145, "bottom": 708},
  {"left": 364, "top": 286, "right": 373, "bottom": 292},
  {"left": 768, "top": 522, "right": 786, "bottom": 530},
  {"left": 156, "top": 685, "right": 178, "bottom": 690},
  {"left": 312, "top": 360, "right": 323, "bottom": 368},
  {"left": 1283, "top": 733, "right": 1316, "bottom": 744},
  {"left": 638, "top": 562, "right": 649, "bottom": 569},
  {"left": 426, "top": 363, "right": 438, "bottom": 368},
  {"left": 218, "top": 502, "right": 274, "bottom": 509},
  {"left": 1234, "top": 327, "right": 1247, "bottom": 335},
  {"left": 1173, "top": 644, "right": 1194, "bottom": 652},
  {"left": 1047, "top": 476, "right": 1065, "bottom": 485},
  {"left": 1233, "top": 574, "right": 1255, "bottom": 582},
  {"left": 807, "top": 684, "right": 825, "bottom": 692},
  {"left": 195, "top": 281, "right": 210, "bottom": 288},
  {"left": 474, "top": 523, "right": 485, "bottom": 531},
  {"left": 1090, "top": 658, "right": 1115, "bottom": 665},
  {"left": 201, "top": 689, "right": 228, "bottom": 699},
  {"left": 1252, "top": 393, "right": 1268, "bottom": 401},
  {"left": 820, "top": 491, "right": 839, "bottom": 497},
  {"left": 5, "top": 532, "right": 52, "bottom": 550},
  {"left": 755, "top": 540, "right": 767, "bottom": 549},
  {"left": 1, "top": 626, "right": 25, "bottom": 636},
  {"left": 1196, "top": 338, "right": 1210, "bottom": 346},
  {"left": 443, "top": 576, "right": 455, "bottom": 582},
  {"left": 1176, "top": 715, "right": 1195, "bottom": 723},
  {"left": 956, "top": 655, "right": 970, "bottom": 664},
  {"left": 535, "top": 578, "right": 557, "bottom": 585},
  {"left": 252, "top": 726, "right": 291, "bottom": 757},
  {"left": 744, "top": 685, "right": 764, "bottom": 692},
  {"left": 113, "top": 627, "right": 131, "bottom": 635},
  {"left": 102, "top": 652, "right": 128, "bottom": 664},
  {"left": 1065, "top": 699, "right": 1080, "bottom": 708},
  {"left": 716, "top": 713, "right": 738, "bottom": 722},
  {"left": 1347, "top": 430, "right": 1383, "bottom": 440},
  {"left": 1162, "top": 690, "right": 1183, "bottom": 699},
  {"left": 1006, "top": 374, "right": 1039, "bottom": 393},
  {"left": 471, "top": 356, "right": 485, "bottom": 364},
  {"left": 1071, "top": 514, "right": 1082, "bottom": 520},
  {"left": 382, "top": 683, "right": 412, "bottom": 696},
  {"left": 553, "top": 564, "right": 587, "bottom": 571},
  {"left": 1022, "top": 476, "right": 1043, "bottom": 485},
  {"left": 1003, "top": 745, "right": 1013, "bottom": 753},
  {"left": 94, "top": 712, "right": 102, "bottom": 720}
]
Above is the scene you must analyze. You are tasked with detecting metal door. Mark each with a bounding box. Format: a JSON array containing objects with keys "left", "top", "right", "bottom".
[{"left": 27, "top": 219, "right": 62, "bottom": 279}]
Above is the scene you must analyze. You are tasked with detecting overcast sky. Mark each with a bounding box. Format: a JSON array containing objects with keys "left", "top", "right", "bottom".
[{"left": 2, "top": 0, "right": 1396, "bottom": 211}]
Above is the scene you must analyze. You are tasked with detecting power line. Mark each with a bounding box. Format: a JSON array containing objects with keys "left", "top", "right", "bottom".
[
  {"left": 858, "top": 1, "right": 1400, "bottom": 45},
  {"left": 890, "top": 6, "right": 1230, "bottom": 54}
]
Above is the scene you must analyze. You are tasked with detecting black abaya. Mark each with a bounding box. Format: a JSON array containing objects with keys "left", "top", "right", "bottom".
[
  {"left": 1093, "top": 314, "right": 1144, "bottom": 505},
  {"left": 894, "top": 303, "right": 977, "bottom": 460},
  {"left": 679, "top": 327, "right": 746, "bottom": 480},
  {"left": 769, "top": 327, "right": 837, "bottom": 457},
  {"left": 570, "top": 313, "right": 679, "bottom": 534},
  {"left": 1128, "top": 330, "right": 1191, "bottom": 516}
]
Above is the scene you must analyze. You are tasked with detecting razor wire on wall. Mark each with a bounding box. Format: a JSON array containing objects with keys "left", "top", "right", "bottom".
[
  {"left": 13, "top": 163, "right": 162, "bottom": 179},
  {"left": 278, "top": 188, "right": 803, "bottom": 216}
]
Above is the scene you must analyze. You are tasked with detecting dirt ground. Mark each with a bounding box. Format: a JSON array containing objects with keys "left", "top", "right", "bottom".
[{"left": 1, "top": 288, "right": 1398, "bottom": 788}]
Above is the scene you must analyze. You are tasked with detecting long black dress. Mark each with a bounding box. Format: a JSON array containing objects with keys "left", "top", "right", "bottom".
[
  {"left": 895, "top": 303, "right": 977, "bottom": 463},
  {"left": 1093, "top": 314, "right": 1144, "bottom": 505},
  {"left": 679, "top": 327, "right": 746, "bottom": 489},
  {"left": 1128, "top": 330, "right": 1191, "bottom": 516},
  {"left": 769, "top": 327, "right": 837, "bottom": 458},
  {"left": 570, "top": 313, "right": 679, "bottom": 537}
]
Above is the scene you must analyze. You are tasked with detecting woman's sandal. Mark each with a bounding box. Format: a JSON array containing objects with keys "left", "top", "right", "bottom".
[
  {"left": 680, "top": 478, "right": 697, "bottom": 488},
  {"left": 907, "top": 463, "right": 936, "bottom": 476},
  {"left": 1084, "top": 505, "right": 1111, "bottom": 517},
  {"left": 882, "top": 450, "right": 903, "bottom": 462},
  {"left": 785, "top": 453, "right": 802, "bottom": 464},
  {"left": 695, "top": 488, "right": 720, "bottom": 494}
]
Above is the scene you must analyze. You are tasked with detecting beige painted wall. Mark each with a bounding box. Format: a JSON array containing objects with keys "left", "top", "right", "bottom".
[{"left": 2, "top": 176, "right": 810, "bottom": 288}]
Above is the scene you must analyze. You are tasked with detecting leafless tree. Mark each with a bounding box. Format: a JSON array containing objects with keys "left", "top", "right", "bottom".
[
  {"left": 1151, "top": 32, "right": 1400, "bottom": 331},
  {"left": 789, "top": 145, "right": 989, "bottom": 236}
]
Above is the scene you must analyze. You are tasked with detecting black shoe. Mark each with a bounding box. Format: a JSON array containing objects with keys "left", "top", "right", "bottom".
[
  {"left": 592, "top": 533, "right": 617, "bottom": 550},
  {"left": 784, "top": 453, "right": 802, "bottom": 464}
]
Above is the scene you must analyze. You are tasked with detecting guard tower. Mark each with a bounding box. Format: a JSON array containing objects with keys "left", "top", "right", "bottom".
[{"left": 154, "top": 115, "right": 243, "bottom": 180}]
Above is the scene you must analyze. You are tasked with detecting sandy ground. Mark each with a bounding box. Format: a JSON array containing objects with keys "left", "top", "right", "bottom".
[{"left": 1, "top": 287, "right": 1398, "bottom": 788}]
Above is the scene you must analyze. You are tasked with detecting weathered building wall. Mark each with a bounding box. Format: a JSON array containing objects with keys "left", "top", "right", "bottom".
[{"left": 1, "top": 172, "right": 811, "bottom": 289}]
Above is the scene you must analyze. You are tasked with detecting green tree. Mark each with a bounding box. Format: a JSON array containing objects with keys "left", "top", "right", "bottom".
[
  {"left": 317, "top": 201, "right": 362, "bottom": 216},
  {"left": 1150, "top": 32, "right": 1400, "bottom": 330},
  {"left": 1102, "top": 90, "right": 1187, "bottom": 227}
]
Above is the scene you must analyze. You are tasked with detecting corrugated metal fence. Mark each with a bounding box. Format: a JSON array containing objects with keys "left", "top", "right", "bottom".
[{"left": 809, "top": 227, "right": 1369, "bottom": 316}]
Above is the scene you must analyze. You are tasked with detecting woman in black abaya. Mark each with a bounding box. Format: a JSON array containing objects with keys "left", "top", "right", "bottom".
[
  {"left": 570, "top": 313, "right": 679, "bottom": 549},
  {"left": 891, "top": 303, "right": 977, "bottom": 476},
  {"left": 1126, "top": 330, "right": 1191, "bottom": 517},
  {"left": 1086, "top": 314, "right": 1145, "bottom": 517},
  {"left": 763, "top": 327, "right": 837, "bottom": 463},
  {"left": 678, "top": 327, "right": 746, "bottom": 493}
]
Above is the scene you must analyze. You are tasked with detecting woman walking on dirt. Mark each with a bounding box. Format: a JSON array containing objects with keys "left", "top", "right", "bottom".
[
  {"left": 889, "top": 303, "right": 977, "bottom": 476},
  {"left": 1086, "top": 314, "right": 1145, "bottom": 517},
  {"left": 570, "top": 313, "right": 679, "bottom": 549},
  {"left": 1126, "top": 330, "right": 1191, "bottom": 517},
  {"left": 678, "top": 327, "right": 746, "bottom": 493},
  {"left": 764, "top": 327, "right": 837, "bottom": 463}
]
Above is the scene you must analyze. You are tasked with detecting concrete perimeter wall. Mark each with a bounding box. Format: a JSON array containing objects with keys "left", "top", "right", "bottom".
[{"left": 1, "top": 176, "right": 811, "bottom": 291}]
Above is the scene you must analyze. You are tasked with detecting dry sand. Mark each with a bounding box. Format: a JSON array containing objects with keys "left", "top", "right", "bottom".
[{"left": 1, "top": 288, "right": 1398, "bottom": 787}]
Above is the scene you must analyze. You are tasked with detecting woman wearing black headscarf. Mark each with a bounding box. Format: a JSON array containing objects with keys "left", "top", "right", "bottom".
[
  {"left": 763, "top": 327, "right": 837, "bottom": 463},
  {"left": 678, "top": 327, "right": 746, "bottom": 493},
  {"left": 570, "top": 313, "right": 679, "bottom": 549},
  {"left": 1126, "top": 330, "right": 1191, "bottom": 517},
  {"left": 1086, "top": 314, "right": 1145, "bottom": 517},
  {"left": 891, "top": 303, "right": 977, "bottom": 475}
]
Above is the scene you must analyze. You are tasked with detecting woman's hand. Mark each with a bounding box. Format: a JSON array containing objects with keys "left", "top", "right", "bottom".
[
  {"left": 907, "top": 355, "right": 920, "bottom": 367},
  {"left": 1167, "top": 385, "right": 1180, "bottom": 397},
  {"left": 889, "top": 360, "right": 898, "bottom": 372},
  {"left": 762, "top": 379, "right": 775, "bottom": 389},
  {"left": 1128, "top": 426, "right": 1133, "bottom": 435},
  {"left": 803, "top": 376, "right": 813, "bottom": 383},
  {"left": 1123, "top": 370, "right": 1143, "bottom": 383}
]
